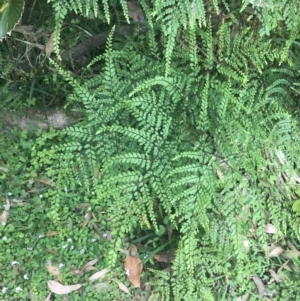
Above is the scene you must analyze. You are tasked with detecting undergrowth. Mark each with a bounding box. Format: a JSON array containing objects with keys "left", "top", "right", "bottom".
[{"left": 1, "top": 1, "right": 300, "bottom": 300}]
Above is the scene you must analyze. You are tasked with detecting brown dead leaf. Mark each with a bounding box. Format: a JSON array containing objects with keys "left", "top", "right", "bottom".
[
  {"left": 47, "top": 280, "right": 82, "bottom": 295},
  {"left": 265, "top": 223, "right": 276, "bottom": 234},
  {"left": 47, "top": 249, "right": 59, "bottom": 256},
  {"left": 82, "top": 211, "right": 92, "bottom": 229},
  {"left": 44, "top": 292, "right": 52, "bottom": 301},
  {"left": 45, "top": 33, "right": 55, "bottom": 57},
  {"left": 269, "top": 269, "right": 282, "bottom": 283},
  {"left": 38, "top": 178, "right": 55, "bottom": 187},
  {"left": 89, "top": 268, "right": 110, "bottom": 282},
  {"left": 47, "top": 263, "right": 61, "bottom": 281},
  {"left": 124, "top": 245, "right": 143, "bottom": 288},
  {"left": 0, "top": 209, "right": 8, "bottom": 225},
  {"left": 81, "top": 258, "right": 98, "bottom": 272},
  {"left": 46, "top": 231, "right": 59, "bottom": 237},
  {"left": 117, "top": 282, "right": 131, "bottom": 295},
  {"left": 268, "top": 244, "right": 285, "bottom": 258},
  {"left": 287, "top": 240, "right": 300, "bottom": 257},
  {"left": 127, "top": 1, "right": 143, "bottom": 21},
  {"left": 252, "top": 276, "right": 265, "bottom": 299},
  {"left": 153, "top": 251, "right": 175, "bottom": 263}
]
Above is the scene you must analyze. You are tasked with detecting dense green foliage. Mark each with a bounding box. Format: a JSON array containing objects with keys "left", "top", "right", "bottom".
[{"left": 1, "top": 0, "right": 300, "bottom": 300}]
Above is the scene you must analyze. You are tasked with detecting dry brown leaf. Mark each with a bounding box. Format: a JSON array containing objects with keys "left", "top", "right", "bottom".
[
  {"left": 46, "top": 231, "right": 59, "bottom": 237},
  {"left": 0, "top": 210, "right": 8, "bottom": 225},
  {"left": 84, "top": 266, "right": 97, "bottom": 272},
  {"left": 44, "top": 292, "right": 52, "bottom": 301},
  {"left": 269, "top": 269, "right": 282, "bottom": 283},
  {"left": 252, "top": 276, "right": 265, "bottom": 299},
  {"left": 82, "top": 211, "right": 92, "bottom": 229},
  {"left": 127, "top": 1, "right": 143, "bottom": 21},
  {"left": 38, "top": 178, "right": 55, "bottom": 186},
  {"left": 47, "top": 280, "right": 82, "bottom": 295},
  {"left": 287, "top": 240, "right": 300, "bottom": 257},
  {"left": 153, "top": 251, "right": 175, "bottom": 263},
  {"left": 47, "top": 263, "right": 61, "bottom": 280},
  {"left": 118, "top": 282, "right": 131, "bottom": 295},
  {"left": 45, "top": 33, "right": 55, "bottom": 57},
  {"left": 268, "top": 244, "right": 285, "bottom": 258},
  {"left": 70, "top": 269, "right": 82, "bottom": 276},
  {"left": 89, "top": 268, "right": 110, "bottom": 282},
  {"left": 125, "top": 245, "right": 143, "bottom": 288},
  {"left": 81, "top": 258, "right": 98, "bottom": 271},
  {"left": 265, "top": 223, "right": 276, "bottom": 234}
]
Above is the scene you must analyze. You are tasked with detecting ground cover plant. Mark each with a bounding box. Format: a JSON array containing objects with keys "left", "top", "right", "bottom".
[{"left": 1, "top": 0, "right": 300, "bottom": 300}]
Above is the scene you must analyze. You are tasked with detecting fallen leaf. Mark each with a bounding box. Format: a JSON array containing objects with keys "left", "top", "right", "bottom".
[
  {"left": 287, "top": 240, "right": 300, "bottom": 257},
  {"left": 252, "top": 276, "right": 265, "bottom": 299},
  {"left": 47, "top": 263, "right": 61, "bottom": 280},
  {"left": 45, "top": 32, "right": 55, "bottom": 57},
  {"left": 118, "top": 282, "right": 131, "bottom": 295},
  {"left": 82, "top": 211, "right": 92, "bottom": 229},
  {"left": 38, "top": 178, "right": 55, "bottom": 186},
  {"left": 47, "top": 280, "right": 82, "bottom": 295},
  {"left": 44, "top": 292, "right": 52, "bottom": 301},
  {"left": 269, "top": 269, "right": 282, "bottom": 283},
  {"left": 268, "top": 244, "right": 285, "bottom": 258},
  {"left": 124, "top": 245, "right": 143, "bottom": 288},
  {"left": 89, "top": 268, "right": 110, "bottom": 282},
  {"left": 45, "top": 32, "right": 54, "bottom": 57},
  {"left": 127, "top": 1, "right": 143, "bottom": 22},
  {"left": 153, "top": 251, "right": 175, "bottom": 263},
  {"left": 0, "top": 210, "right": 8, "bottom": 225},
  {"left": 81, "top": 258, "right": 98, "bottom": 271},
  {"left": 265, "top": 223, "right": 276, "bottom": 234},
  {"left": 46, "top": 231, "right": 59, "bottom": 237}
]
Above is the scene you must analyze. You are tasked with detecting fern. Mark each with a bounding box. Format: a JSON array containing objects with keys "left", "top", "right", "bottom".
[{"left": 32, "top": 2, "right": 300, "bottom": 300}]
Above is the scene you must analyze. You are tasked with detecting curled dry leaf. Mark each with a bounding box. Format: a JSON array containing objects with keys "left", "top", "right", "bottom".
[
  {"left": 44, "top": 292, "right": 52, "bottom": 301},
  {"left": 89, "top": 268, "right": 110, "bottom": 282},
  {"left": 38, "top": 178, "right": 55, "bottom": 187},
  {"left": 46, "top": 231, "right": 59, "bottom": 237},
  {"left": 153, "top": 251, "right": 176, "bottom": 263},
  {"left": 47, "top": 263, "right": 61, "bottom": 281},
  {"left": 0, "top": 210, "right": 8, "bottom": 225},
  {"left": 127, "top": 1, "right": 143, "bottom": 21},
  {"left": 287, "top": 240, "right": 300, "bottom": 257},
  {"left": 269, "top": 269, "right": 282, "bottom": 283},
  {"left": 47, "top": 280, "right": 82, "bottom": 295},
  {"left": 268, "top": 244, "right": 285, "bottom": 258},
  {"left": 82, "top": 258, "right": 98, "bottom": 271},
  {"left": 252, "top": 276, "right": 265, "bottom": 299},
  {"left": 118, "top": 282, "right": 131, "bottom": 295},
  {"left": 265, "top": 223, "right": 276, "bottom": 234},
  {"left": 45, "top": 32, "right": 55, "bottom": 57},
  {"left": 125, "top": 245, "right": 143, "bottom": 288},
  {"left": 82, "top": 211, "right": 92, "bottom": 229}
]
